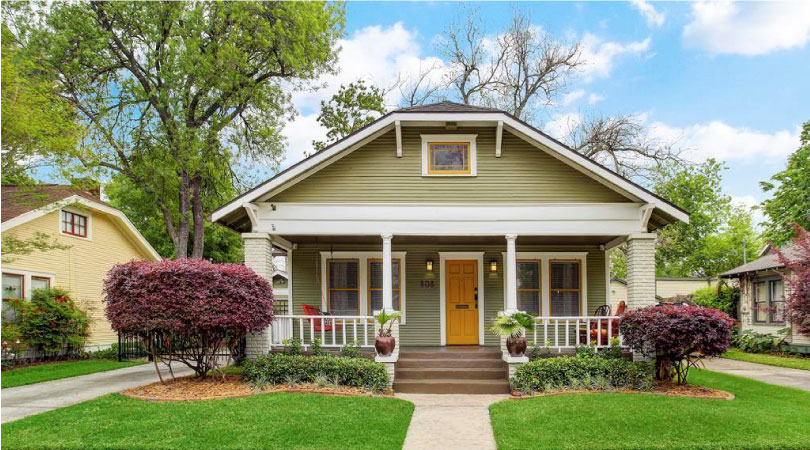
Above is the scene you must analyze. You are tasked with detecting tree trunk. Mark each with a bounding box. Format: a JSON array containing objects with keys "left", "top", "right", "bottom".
[{"left": 190, "top": 175, "right": 205, "bottom": 259}]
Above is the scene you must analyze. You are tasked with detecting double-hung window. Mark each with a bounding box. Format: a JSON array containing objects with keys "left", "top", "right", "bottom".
[
  {"left": 2, "top": 273, "right": 24, "bottom": 301},
  {"left": 368, "top": 259, "right": 401, "bottom": 313},
  {"left": 517, "top": 260, "right": 541, "bottom": 315},
  {"left": 61, "top": 210, "right": 87, "bottom": 237},
  {"left": 754, "top": 278, "right": 785, "bottom": 324},
  {"left": 327, "top": 259, "right": 359, "bottom": 316},
  {"left": 550, "top": 260, "right": 582, "bottom": 317}
]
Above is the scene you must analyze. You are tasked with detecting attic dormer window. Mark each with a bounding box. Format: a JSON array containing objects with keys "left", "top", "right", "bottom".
[{"left": 421, "top": 134, "right": 477, "bottom": 177}]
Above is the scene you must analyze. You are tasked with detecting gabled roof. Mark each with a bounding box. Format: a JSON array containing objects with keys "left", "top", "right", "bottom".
[
  {"left": 720, "top": 245, "right": 800, "bottom": 278},
  {"left": 212, "top": 102, "right": 689, "bottom": 228},
  {"left": 1, "top": 184, "right": 161, "bottom": 261}
]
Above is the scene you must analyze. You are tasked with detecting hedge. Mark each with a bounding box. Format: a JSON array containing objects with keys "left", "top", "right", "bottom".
[
  {"left": 242, "top": 354, "right": 390, "bottom": 393},
  {"left": 511, "top": 351, "right": 653, "bottom": 394}
]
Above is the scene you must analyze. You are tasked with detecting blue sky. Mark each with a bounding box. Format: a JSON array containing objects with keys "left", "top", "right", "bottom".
[{"left": 282, "top": 1, "right": 810, "bottom": 223}]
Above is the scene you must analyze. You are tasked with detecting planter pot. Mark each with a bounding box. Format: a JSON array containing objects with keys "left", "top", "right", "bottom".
[
  {"left": 375, "top": 337, "right": 396, "bottom": 357},
  {"left": 506, "top": 337, "right": 527, "bottom": 357}
]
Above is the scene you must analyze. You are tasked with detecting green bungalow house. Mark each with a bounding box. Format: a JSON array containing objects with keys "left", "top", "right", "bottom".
[{"left": 212, "top": 102, "right": 688, "bottom": 393}]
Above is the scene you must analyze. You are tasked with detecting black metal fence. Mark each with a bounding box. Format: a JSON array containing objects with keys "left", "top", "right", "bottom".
[{"left": 117, "top": 333, "right": 246, "bottom": 363}]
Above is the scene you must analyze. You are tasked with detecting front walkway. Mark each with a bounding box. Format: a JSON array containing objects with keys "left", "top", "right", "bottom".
[
  {"left": 704, "top": 358, "right": 810, "bottom": 391},
  {"left": 396, "top": 393, "right": 508, "bottom": 450},
  {"left": 2, "top": 363, "right": 192, "bottom": 423}
]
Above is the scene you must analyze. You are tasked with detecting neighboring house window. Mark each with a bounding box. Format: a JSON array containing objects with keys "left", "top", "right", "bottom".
[
  {"left": 517, "top": 260, "right": 541, "bottom": 316},
  {"left": 2, "top": 273, "right": 24, "bottom": 300},
  {"left": 31, "top": 276, "right": 51, "bottom": 292},
  {"left": 61, "top": 210, "right": 87, "bottom": 237},
  {"left": 550, "top": 260, "right": 582, "bottom": 316},
  {"left": 368, "top": 258, "right": 401, "bottom": 313},
  {"left": 327, "top": 259, "right": 359, "bottom": 316},
  {"left": 753, "top": 277, "right": 785, "bottom": 324},
  {"left": 421, "top": 134, "right": 478, "bottom": 176}
]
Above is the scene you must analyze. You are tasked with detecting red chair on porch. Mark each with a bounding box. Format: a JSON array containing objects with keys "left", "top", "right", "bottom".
[
  {"left": 302, "top": 304, "right": 341, "bottom": 332},
  {"left": 578, "top": 301, "right": 626, "bottom": 346}
]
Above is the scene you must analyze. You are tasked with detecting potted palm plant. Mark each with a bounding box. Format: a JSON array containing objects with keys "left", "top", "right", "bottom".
[
  {"left": 374, "top": 310, "right": 402, "bottom": 356},
  {"left": 490, "top": 312, "right": 536, "bottom": 357}
]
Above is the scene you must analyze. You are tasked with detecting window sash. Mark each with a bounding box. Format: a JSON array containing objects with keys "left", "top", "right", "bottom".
[
  {"left": 516, "top": 260, "right": 541, "bottom": 316},
  {"left": 62, "top": 211, "right": 88, "bottom": 237},
  {"left": 753, "top": 279, "right": 786, "bottom": 323},
  {"left": 31, "top": 276, "right": 51, "bottom": 292},
  {"left": 368, "top": 258, "right": 401, "bottom": 313},
  {"left": 327, "top": 259, "right": 359, "bottom": 315},
  {"left": 428, "top": 142, "right": 470, "bottom": 174},
  {"left": 549, "top": 260, "right": 582, "bottom": 316},
  {"left": 2, "top": 273, "right": 24, "bottom": 301}
]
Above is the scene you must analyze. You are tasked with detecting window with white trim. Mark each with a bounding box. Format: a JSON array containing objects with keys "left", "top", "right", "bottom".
[
  {"left": 421, "top": 134, "right": 477, "bottom": 176},
  {"left": 61, "top": 210, "right": 88, "bottom": 237},
  {"left": 3, "top": 273, "right": 24, "bottom": 301},
  {"left": 368, "top": 258, "right": 402, "bottom": 313},
  {"left": 550, "top": 260, "right": 582, "bottom": 316},
  {"left": 320, "top": 251, "right": 407, "bottom": 320},
  {"left": 753, "top": 277, "right": 785, "bottom": 324},
  {"left": 517, "top": 260, "right": 541, "bottom": 316},
  {"left": 327, "top": 259, "right": 359, "bottom": 316}
]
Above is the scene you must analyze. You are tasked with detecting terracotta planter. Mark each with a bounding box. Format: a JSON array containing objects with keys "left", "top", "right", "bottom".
[
  {"left": 506, "top": 337, "right": 527, "bottom": 357},
  {"left": 375, "top": 337, "right": 396, "bottom": 356}
]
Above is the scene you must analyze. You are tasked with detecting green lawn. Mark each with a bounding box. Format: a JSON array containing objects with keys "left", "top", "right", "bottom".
[
  {"left": 1, "top": 392, "right": 414, "bottom": 450},
  {"left": 2, "top": 360, "right": 145, "bottom": 388},
  {"left": 490, "top": 370, "right": 810, "bottom": 450},
  {"left": 722, "top": 348, "right": 810, "bottom": 371}
]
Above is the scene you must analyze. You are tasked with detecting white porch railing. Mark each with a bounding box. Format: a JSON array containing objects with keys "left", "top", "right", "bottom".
[
  {"left": 269, "top": 315, "right": 376, "bottom": 349},
  {"left": 530, "top": 316, "right": 624, "bottom": 351}
]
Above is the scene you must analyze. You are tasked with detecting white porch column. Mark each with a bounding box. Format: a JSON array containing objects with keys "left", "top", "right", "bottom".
[
  {"left": 242, "top": 233, "right": 275, "bottom": 358},
  {"left": 626, "top": 233, "right": 657, "bottom": 310},
  {"left": 505, "top": 234, "right": 518, "bottom": 314},
  {"left": 381, "top": 233, "right": 394, "bottom": 312}
]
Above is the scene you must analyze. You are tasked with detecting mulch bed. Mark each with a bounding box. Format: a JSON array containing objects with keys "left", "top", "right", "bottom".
[
  {"left": 511, "top": 381, "right": 734, "bottom": 400},
  {"left": 122, "top": 375, "right": 393, "bottom": 402}
]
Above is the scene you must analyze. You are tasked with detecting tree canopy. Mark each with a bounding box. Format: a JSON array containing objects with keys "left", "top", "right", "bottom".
[{"left": 313, "top": 80, "right": 387, "bottom": 152}]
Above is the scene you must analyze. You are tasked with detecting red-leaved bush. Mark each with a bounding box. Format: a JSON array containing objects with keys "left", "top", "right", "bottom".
[
  {"left": 104, "top": 259, "right": 274, "bottom": 378},
  {"left": 776, "top": 224, "right": 810, "bottom": 337},
  {"left": 620, "top": 304, "right": 734, "bottom": 384}
]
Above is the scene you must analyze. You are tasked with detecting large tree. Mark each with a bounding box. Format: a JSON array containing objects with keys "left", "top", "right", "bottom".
[
  {"left": 28, "top": 1, "right": 344, "bottom": 258},
  {"left": 760, "top": 121, "right": 810, "bottom": 245},
  {"left": 312, "top": 80, "right": 386, "bottom": 152}
]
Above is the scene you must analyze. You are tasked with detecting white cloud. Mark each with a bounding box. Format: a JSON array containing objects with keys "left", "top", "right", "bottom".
[
  {"left": 630, "top": 0, "right": 665, "bottom": 27},
  {"left": 282, "top": 23, "right": 445, "bottom": 168},
  {"left": 579, "top": 33, "right": 651, "bottom": 81},
  {"left": 648, "top": 121, "right": 801, "bottom": 162},
  {"left": 543, "top": 112, "right": 583, "bottom": 141},
  {"left": 587, "top": 93, "right": 605, "bottom": 105},
  {"left": 731, "top": 194, "right": 765, "bottom": 227},
  {"left": 562, "top": 89, "right": 586, "bottom": 107},
  {"left": 683, "top": 1, "right": 810, "bottom": 55}
]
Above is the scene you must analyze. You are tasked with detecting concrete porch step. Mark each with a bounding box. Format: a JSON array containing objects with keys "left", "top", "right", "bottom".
[
  {"left": 396, "top": 367, "right": 507, "bottom": 380},
  {"left": 397, "top": 358, "right": 506, "bottom": 369},
  {"left": 393, "top": 379, "right": 510, "bottom": 394},
  {"left": 399, "top": 350, "right": 502, "bottom": 360}
]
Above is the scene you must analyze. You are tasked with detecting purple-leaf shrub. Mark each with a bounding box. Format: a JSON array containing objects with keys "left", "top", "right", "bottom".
[
  {"left": 104, "top": 259, "right": 274, "bottom": 377},
  {"left": 620, "top": 304, "right": 734, "bottom": 384},
  {"left": 776, "top": 224, "right": 810, "bottom": 337}
]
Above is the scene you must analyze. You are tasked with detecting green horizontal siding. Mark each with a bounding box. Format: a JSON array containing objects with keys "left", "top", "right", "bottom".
[
  {"left": 289, "top": 244, "right": 607, "bottom": 347},
  {"left": 271, "top": 127, "right": 630, "bottom": 203}
]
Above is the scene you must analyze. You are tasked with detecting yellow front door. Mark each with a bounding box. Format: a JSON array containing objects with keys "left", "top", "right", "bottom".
[{"left": 446, "top": 260, "right": 479, "bottom": 345}]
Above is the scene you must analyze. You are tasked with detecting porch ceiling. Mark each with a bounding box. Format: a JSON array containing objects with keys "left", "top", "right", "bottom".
[{"left": 279, "top": 234, "right": 619, "bottom": 246}]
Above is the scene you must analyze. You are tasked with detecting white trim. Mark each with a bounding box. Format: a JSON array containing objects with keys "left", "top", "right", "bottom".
[
  {"left": 211, "top": 111, "right": 688, "bottom": 224},
  {"left": 395, "top": 120, "right": 402, "bottom": 158},
  {"left": 605, "top": 249, "right": 611, "bottom": 307},
  {"left": 319, "top": 251, "right": 407, "bottom": 323},
  {"left": 495, "top": 120, "right": 503, "bottom": 158},
  {"left": 439, "top": 251, "right": 485, "bottom": 346},
  {"left": 421, "top": 134, "right": 478, "bottom": 177},
  {"left": 2, "top": 195, "right": 161, "bottom": 261},
  {"left": 2, "top": 268, "right": 56, "bottom": 300},
  {"left": 501, "top": 252, "right": 588, "bottom": 317},
  {"left": 59, "top": 207, "right": 93, "bottom": 241},
  {"left": 640, "top": 203, "right": 655, "bottom": 229}
]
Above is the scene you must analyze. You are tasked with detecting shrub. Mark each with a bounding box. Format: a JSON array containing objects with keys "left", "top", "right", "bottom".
[
  {"left": 777, "top": 225, "right": 810, "bottom": 337},
  {"left": 89, "top": 343, "right": 119, "bottom": 360},
  {"left": 242, "top": 353, "right": 390, "bottom": 393},
  {"left": 104, "top": 259, "right": 274, "bottom": 377},
  {"left": 691, "top": 283, "right": 740, "bottom": 317},
  {"left": 511, "top": 352, "right": 653, "bottom": 394},
  {"left": 283, "top": 338, "right": 303, "bottom": 356},
  {"left": 340, "top": 340, "right": 362, "bottom": 358},
  {"left": 311, "top": 338, "right": 325, "bottom": 356},
  {"left": 733, "top": 329, "right": 782, "bottom": 353},
  {"left": 620, "top": 304, "right": 734, "bottom": 384},
  {"left": 3, "top": 288, "right": 90, "bottom": 352}
]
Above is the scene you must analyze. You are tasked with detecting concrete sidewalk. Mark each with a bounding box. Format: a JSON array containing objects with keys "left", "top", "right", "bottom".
[
  {"left": 396, "top": 394, "right": 508, "bottom": 450},
  {"left": 704, "top": 358, "right": 810, "bottom": 391},
  {"left": 1, "top": 363, "right": 192, "bottom": 423}
]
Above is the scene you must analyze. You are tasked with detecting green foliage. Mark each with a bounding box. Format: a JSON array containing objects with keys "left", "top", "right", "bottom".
[
  {"left": 3, "top": 288, "right": 90, "bottom": 352},
  {"left": 761, "top": 121, "right": 810, "bottom": 245},
  {"left": 242, "top": 353, "right": 390, "bottom": 393},
  {"left": 282, "top": 338, "right": 303, "bottom": 356},
  {"left": 374, "top": 310, "right": 402, "bottom": 337},
  {"left": 340, "top": 340, "right": 362, "bottom": 359},
  {"left": 609, "top": 249, "right": 627, "bottom": 279},
  {"left": 312, "top": 80, "right": 387, "bottom": 152},
  {"left": 690, "top": 283, "right": 740, "bottom": 317},
  {"left": 653, "top": 159, "right": 760, "bottom": 277},
  {"left": 490, "top": 312, "right": 536, "bottom": 339},
  {"left": 1, "top": 231, "right": 71, "bottom": 264},
  {"left": 310, "top": 338, "right": 325, "bottom": 357},
  {"left": 511, "top": 351, "right": 653, "bottom": 394},
  {"left": 733, "top": 329, "right": 782, "bottom": 353},
  {"left": 88, "top": 344, "right": 119, "bottom": 361}
]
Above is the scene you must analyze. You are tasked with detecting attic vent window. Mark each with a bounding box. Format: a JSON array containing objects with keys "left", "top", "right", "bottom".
[{"left": 421, "top": 134, "right": 477, "bottom": 177}]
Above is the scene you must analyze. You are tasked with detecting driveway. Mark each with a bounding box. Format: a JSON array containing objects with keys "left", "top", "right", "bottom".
[
  {"left": 704, "top": 358, "right": 810, "bottom": 391},
  {"left": 2, "top": 363, "right": 192, "bottom": 423}
]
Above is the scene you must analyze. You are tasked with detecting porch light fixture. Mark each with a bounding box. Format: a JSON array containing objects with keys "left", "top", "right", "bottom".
[
  {"left": 426, "top": 259, "right": 434, "bottom": 272},
  {"left": 490, "top": 260, "right": 498, "bottom": 272}
]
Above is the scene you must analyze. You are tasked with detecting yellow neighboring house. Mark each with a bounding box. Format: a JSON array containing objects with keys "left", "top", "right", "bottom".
[{"left": 1, "top": 185, "right": 160, "bottom": 349}]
